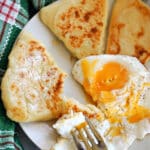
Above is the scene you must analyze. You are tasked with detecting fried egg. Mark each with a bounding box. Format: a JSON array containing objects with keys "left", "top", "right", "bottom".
[{"left": 72, "top": 54, "right": 150, "bottom": 150}]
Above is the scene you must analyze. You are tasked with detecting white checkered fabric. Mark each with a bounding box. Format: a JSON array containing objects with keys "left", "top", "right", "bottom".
[{"left": 0, "top": 0, "right": 20, "bottom": 25}]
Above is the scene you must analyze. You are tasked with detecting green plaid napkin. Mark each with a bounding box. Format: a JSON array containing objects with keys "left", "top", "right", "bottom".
[{"left": 0, "top": 0, "right": 56, "bottom": 149}]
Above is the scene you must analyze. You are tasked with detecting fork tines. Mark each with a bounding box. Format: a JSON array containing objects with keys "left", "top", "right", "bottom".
[{"left": 71, "top": 117, "right": 106, "bottom": 150}]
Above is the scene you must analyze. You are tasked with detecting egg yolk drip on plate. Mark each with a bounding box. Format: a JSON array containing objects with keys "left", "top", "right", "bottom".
[{"left": 81, "top": 59, "right": 150, "bottom": 134}]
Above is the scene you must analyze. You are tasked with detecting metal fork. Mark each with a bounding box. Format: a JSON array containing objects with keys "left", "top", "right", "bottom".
[{"left": 71, "top": 117, "right": 106, "bottom": 150}]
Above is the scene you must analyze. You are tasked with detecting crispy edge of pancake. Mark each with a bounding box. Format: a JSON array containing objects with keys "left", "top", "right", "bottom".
[
  {"left": 106, "top": 0, "right": 150, "bottom": 64},
  {"left": 40, "top": 0, "right": 108, "bottom": 59},
  {"left": 39, "top": 0, "right": 70, "bottom": 34},
  {"left": 60, "top": 96, "right": 102, "bottom": 119},
  {"left": 39, "top": 0, "right": 62, "bottom": 32},
  {"left": 1, "top": 31, "right": 67, "bottom": 122}
]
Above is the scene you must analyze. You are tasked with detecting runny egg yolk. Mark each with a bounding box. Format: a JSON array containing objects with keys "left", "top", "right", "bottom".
[
  {"left": 81, "top": 60, "right": 129, "bottom": 103},
  {"left": 93, "top": 62, "right": 128, "bottom": 91},
  {"left": 125, "top": 83, "right": 150, "bottom": 123},
  {"left": 127, "top": 106, "right": 150, "bottom": 123}
]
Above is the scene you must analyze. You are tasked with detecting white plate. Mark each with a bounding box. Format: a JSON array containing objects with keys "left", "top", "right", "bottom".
[{"left": 19, "top": 6, "right": 150, "bottom": 150}]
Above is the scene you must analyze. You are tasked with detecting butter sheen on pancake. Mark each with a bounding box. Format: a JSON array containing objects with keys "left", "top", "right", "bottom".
[{"left": 40, "top": 0, "right": 108, "bottom": 59}]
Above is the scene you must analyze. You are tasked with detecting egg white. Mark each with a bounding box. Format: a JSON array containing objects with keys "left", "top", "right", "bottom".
[{"left": 53, "top": 111, "right": 85, "bottom": 138}]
